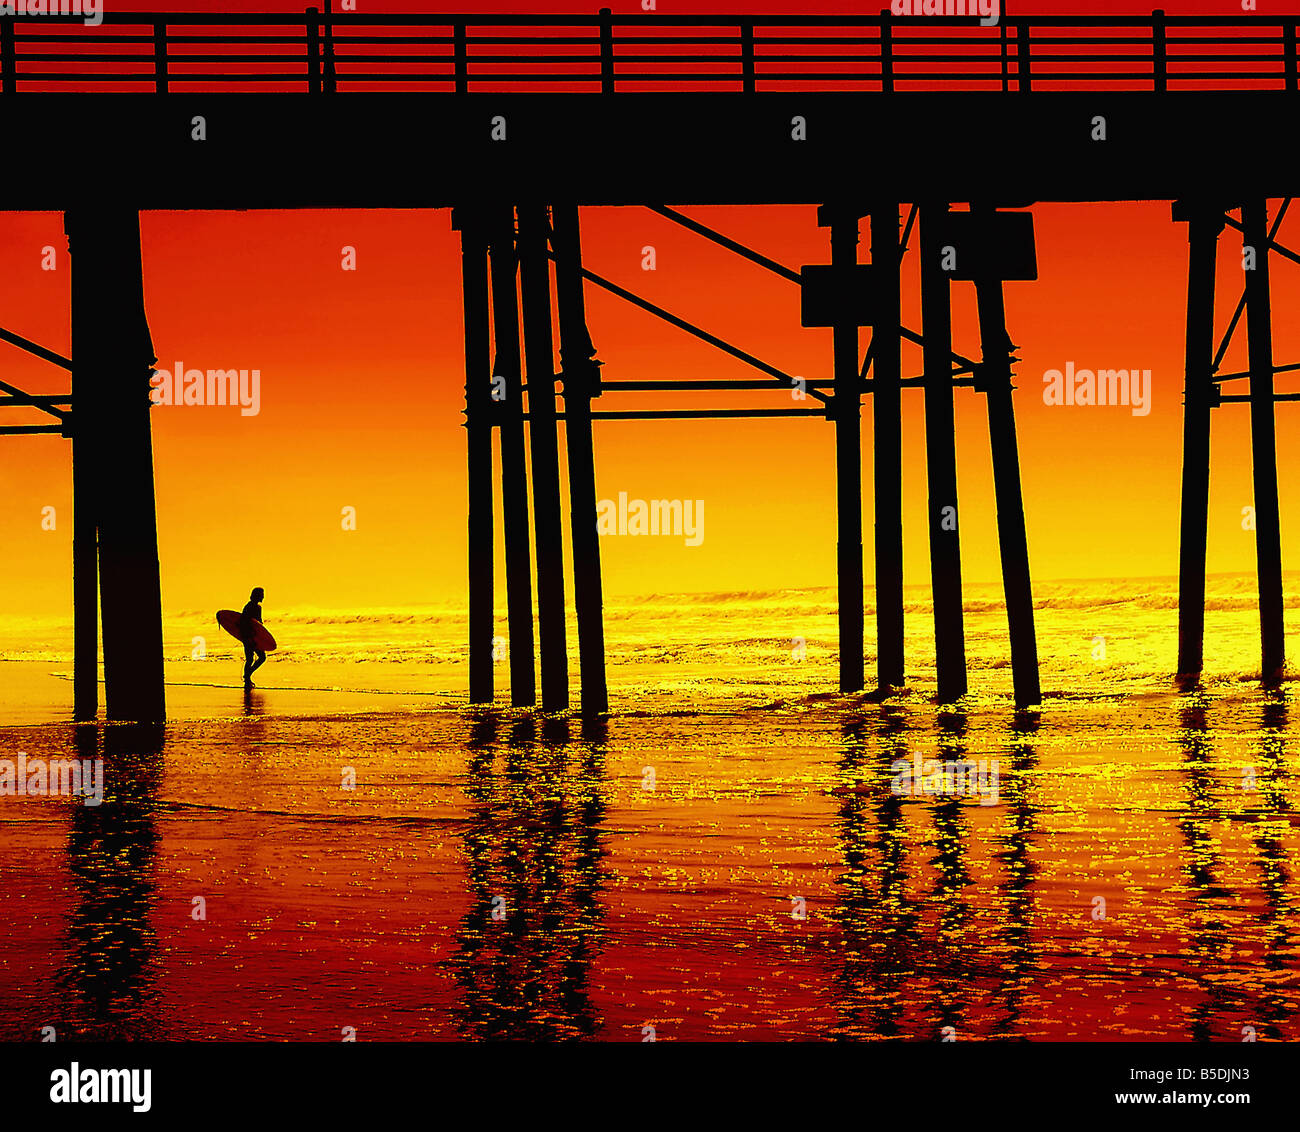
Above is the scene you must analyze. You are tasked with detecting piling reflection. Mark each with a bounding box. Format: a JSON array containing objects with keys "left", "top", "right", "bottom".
[
  {"left": 449, "top": 710, "right": 610, "bottom": 1039},
  {"left": 830, "top": 704, "right": 1041, "bottom": 1040},
  {"left": 1244, "top": 693, "right": 1294, "bottom": 1041},
  {"left": 56, "top": 722, "right": 165, "bottom": 1040},
  {"left": 2, "top": 677, "right": 1293, "bottom": 1042},
  {"left": 991, "top": 714, "right": 1041, "bottom": 1040},
  {"left": 1171, "top": 691, "right": 1300, "bottom": 1041},
  {"left": 1173, "top": 694, "right": 1239, "bottom": 1041},
  {"left": 931, "top": 710, "right": 974, "bottom": 1038},
  {"left": 829, "top": 708, "right": 910, "bottom": 1039}
]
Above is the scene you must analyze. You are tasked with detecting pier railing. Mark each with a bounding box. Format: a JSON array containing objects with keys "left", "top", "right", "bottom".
[{"left": 1, "top": 9, "right": 1299, "bottom": 94}]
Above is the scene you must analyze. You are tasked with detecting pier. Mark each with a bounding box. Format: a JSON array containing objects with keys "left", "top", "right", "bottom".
[{"left": 1, "top": 8, "right": 1296, "bottom": 718}]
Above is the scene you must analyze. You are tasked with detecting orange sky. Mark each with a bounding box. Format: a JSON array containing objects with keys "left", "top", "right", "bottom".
[{"left": 0, "top": 200, "right": 1295, "bottom": 620}]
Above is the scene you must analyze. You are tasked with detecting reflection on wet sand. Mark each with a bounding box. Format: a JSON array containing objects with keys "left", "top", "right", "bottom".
[
  {"left": 0, "top": 685, "right": 1296, "bottom": 1040},
  {"left": 450, "top": 712, "right": 610, "bottom": 1040},
  {"left": 994, "top": 716, "right": 1040, "bottom": 1040},
  {"left": 57, "top": 723, "right": 165, "bottom": 1040},
  {"left": 1174, "top": 692, "right": 1297, "bottom": 1042},
  {"left": 830, "top": 707, "right": 1042, "bottom": 1040}
]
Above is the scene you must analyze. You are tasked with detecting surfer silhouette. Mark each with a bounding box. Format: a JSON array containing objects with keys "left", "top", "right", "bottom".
[{"left": 240, "top": 587, "right": 267, "bottom": 688}]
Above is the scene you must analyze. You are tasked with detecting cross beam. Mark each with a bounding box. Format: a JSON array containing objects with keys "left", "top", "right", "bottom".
[
  {"left": 1222, "top": 212, "right": 1300, "bottom": 268},
  {"left": 0, "top": 376, "right": 70, "bottom": 422},
  {"left": 646, "top": 205, "right": 801, "bottom": 283},
  {"left": 1212, "top": 199, "right": 1290, "bottom": 373},
  {"left": 0, "top": 326, "right": 72, "bottom": 370},
  {"left": 544, "top": 249, "right": 833, "bottom": 406}
]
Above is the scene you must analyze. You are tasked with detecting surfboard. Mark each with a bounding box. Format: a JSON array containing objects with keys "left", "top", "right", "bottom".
[{"left": 215, "top": 609, "right": 277, "bottom": 652}]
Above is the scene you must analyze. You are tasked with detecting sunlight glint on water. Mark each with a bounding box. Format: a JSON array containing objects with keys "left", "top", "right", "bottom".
[{"left": 0, "top": 573, "right": 1297, "bottom": 1040}]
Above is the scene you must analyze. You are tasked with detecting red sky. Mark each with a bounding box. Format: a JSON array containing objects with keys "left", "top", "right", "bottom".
[
  {"left": 0, "top": 2, "right": 1294, "bottom": 619},
  {"left": 1, "top": 198, "right": 1295, "bottom": 620}
]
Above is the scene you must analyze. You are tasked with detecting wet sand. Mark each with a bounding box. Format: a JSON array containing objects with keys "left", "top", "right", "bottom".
[{"left": 1, "top": 681, "right": 1296, "bottom": 1041}]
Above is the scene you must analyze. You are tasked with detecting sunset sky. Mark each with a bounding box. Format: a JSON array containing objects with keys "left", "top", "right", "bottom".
[
  {"left": 1, "top": 0, "right": 1297, "bottom": 624},
  {"left": 1, "top": 198, "right": 1295, "bottom": 624}
]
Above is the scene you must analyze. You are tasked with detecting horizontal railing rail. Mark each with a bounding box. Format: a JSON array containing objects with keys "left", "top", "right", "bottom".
[{"left": 0, "top": 9, "right": 1298, "bottom": 94}]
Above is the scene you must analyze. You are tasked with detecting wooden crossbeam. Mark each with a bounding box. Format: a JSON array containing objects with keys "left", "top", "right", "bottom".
[
  {"left": 0, "top": 326, "right": 72, "bottom": 370},
  {"left": 545, "top": 248, "right": 833, "bottom": 406},
  {"left": 0, "top": 377, "right": 69, "bottom": 421}
]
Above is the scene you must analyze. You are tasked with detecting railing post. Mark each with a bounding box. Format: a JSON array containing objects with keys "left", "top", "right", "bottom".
[
  {"left": 599, "top": 7, "right": 614, "bottom": 93},
  {"left": 1286, "top": 21, "right": 1297, "bottom": 92},
  {"left": 1, "top": 17, "right": 16, "bottom": 95},
  {"left": 1153, "top": 9, "right": 1167, "bottom": 93},
  {"left": 153, "top": 20, "right": 167, "bottom": 93},
  {"left": 741, "top": 21, "right": 755, "bottom": 93},
  {"left": 322, "top": 0, "right": 337, "bottom": 93},
  {"left": 454, "top": 21, "right": 468, "bottom": 93},
  {"left": 1017, "top": 19, "right": 1031, "bottom": 92},
  {"left": 306, "top": 8, "right": 322, "bottom": 93},
  {"left": 1000, "top": 21, "right": 1009, "bottom": 92},
  {"left": 880, "top": 8, "right": 893, "bottom": 93}
]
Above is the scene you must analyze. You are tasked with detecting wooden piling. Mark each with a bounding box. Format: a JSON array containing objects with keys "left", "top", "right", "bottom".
[
  {"left": 551, "top": 203, "right": 609, "bottom": 715},
  {"left": 920, "top": 202, "right": 968, "bottom": 701},
  {"left": 487, "top": 207, "right": 537, "bottom": 707},
  {"left": 518, "top": 204, "right": 570, "bottom": 711},
  {"left": 66, "top": 216, "right": 98, "bottom": 721},
  {"left": 455, "top": 207, "right": 494, "bottom": 704},
  {"left": 1175, "top": 204, "right": 1222, "bottom": 679},
  {"left": 1242, "top": 199, "right": 1286, "bottom": 682},
  {"left": 70, "top": 426, "right": 96, "bottom": 717},
  {"left": 829, "top": 209, "right": 865, "bottom": 693},
  {"left": 66, "top": 209, "right": 165, "bottom": 723},
  {"left": 973, "top": 235, "right": 1041, "bottom": 708},
  {"left": 871, "top": 204, "right": 905, "bottom": 691}
]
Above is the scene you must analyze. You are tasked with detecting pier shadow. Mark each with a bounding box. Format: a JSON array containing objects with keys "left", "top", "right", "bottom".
[{"left": 449, "top": 711, "right": 611, "bottom": 1040}]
